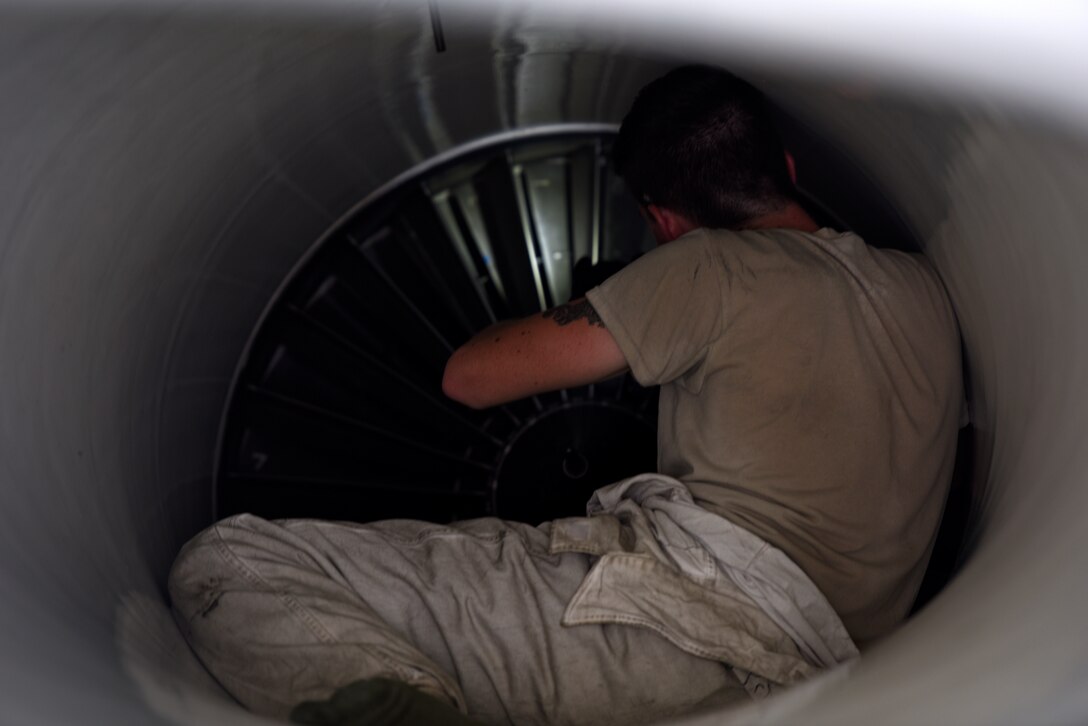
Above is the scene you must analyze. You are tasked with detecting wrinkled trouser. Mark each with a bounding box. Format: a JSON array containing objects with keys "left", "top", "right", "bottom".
[{"left": 169, "top": 514, "right": 747, "bottom": 725}]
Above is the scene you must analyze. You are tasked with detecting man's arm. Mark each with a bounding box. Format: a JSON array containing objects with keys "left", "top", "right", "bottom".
[{"left": 442, "top": 298, "right": 627, "bottom": 410}]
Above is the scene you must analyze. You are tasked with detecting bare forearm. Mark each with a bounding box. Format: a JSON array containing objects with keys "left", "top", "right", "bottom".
[{"left": 442, "top": 299, "right": 627, "bottom": 410}]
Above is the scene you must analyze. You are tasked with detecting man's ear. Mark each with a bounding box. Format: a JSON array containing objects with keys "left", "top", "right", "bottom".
[
  {"left": 646, "top": 204, "right": 698, "bottom": 243},
  {"left": 784, "top": 151, "right": 798, "bottom": 185}
]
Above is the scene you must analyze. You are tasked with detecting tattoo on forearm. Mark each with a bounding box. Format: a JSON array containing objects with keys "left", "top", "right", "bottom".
[{"left": 543, "top": 299, "right": 606, "bottom": 328}]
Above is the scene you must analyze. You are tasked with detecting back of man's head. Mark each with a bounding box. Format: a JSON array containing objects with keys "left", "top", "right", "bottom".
[{"left": 612, "top": 65, "right": 795, "bottom": 231}]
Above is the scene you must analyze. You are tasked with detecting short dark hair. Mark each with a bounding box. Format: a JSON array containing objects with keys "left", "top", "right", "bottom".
[{"left": 612, "top": 65, "right": 795, "bottom": 230}]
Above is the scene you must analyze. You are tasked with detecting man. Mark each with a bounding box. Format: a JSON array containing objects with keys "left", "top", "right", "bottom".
[{"left": 170, "top": 66, "right": 962, "bottom": 725}]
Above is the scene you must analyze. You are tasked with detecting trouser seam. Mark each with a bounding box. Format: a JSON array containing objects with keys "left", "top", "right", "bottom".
[
  {"left": 206, "top": 521, "right": 452, "bottom": 696},
  {"left": 210, "top": 523, "right": 338, "bottom": 645}
]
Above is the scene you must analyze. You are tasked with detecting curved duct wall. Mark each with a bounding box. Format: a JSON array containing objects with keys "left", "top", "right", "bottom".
[{"left": 1, "top": 2, "right": 1086, "bottom": 724}]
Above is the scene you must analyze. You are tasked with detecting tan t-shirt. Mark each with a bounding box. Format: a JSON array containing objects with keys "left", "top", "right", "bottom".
[{"left": 586, "top": 227, "right": 962, "bottom": 644}]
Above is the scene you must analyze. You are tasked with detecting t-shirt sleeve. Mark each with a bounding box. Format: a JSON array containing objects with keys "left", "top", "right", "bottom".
[{"left": 586, "top": 231, "right": 724, "bottom": 387}]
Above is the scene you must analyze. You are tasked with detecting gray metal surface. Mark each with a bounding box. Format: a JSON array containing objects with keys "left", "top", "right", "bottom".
[{"left": 0, "top": 1, "right": 1086, "bottom": 724}]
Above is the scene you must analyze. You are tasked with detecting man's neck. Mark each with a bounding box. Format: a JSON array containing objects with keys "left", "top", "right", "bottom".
[{"left": 740, "top": 201, "right": 822, "bottom": 233}]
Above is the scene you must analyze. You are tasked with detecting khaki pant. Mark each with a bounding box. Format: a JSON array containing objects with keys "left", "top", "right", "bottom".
[{"left": 169, "top": 514, "right": 746, "bottom": 725}]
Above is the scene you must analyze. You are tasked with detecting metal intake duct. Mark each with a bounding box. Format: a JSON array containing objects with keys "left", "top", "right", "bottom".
[{"left": 1, "top": 2, "right": 1086, "bottom": 725}]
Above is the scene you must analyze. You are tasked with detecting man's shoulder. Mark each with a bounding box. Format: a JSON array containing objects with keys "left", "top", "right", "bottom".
[
  {"left": 638, "top": 227, "right": 847, "bottom": 282},
  {"left": 631, "top": 226, "right": 934, "bottom": 282},
  {"left": 692, "top": 226, "right": 854, "bottom": 269},
  {"left": 695, "top": 226, "right": 949, "bottom": 309},
  {"left": 698, "top": 225, "right": 850, "bottom": 251},
  {"left": 619, "top": 228, "right": 722, "bottom": 276}
]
